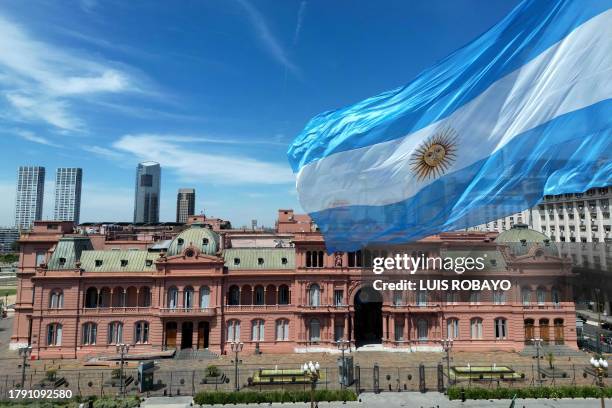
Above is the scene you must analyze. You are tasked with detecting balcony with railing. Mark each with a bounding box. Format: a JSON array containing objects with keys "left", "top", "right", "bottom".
[{"left": 159, "top": 307, "right": 217, "bottom": 316}]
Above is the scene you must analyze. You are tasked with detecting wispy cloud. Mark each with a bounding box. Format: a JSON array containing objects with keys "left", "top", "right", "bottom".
[
  {"left": 237, "top": 0, "right": 300, "bottom": 77},
  {"left": 14, "top": 129, "right": 62, "bottom": 148},
  {"left": 82, "top": 145, "right": 126, "bottom": 160},
  {"left": 293, "top": 1, "right": 307, "bottom": 46},
  {"left": 0, "top": 13, "right": 138, "bottom": 131},
  {"left": 107, "top": 133, "right": 294, "bottom": 184}
]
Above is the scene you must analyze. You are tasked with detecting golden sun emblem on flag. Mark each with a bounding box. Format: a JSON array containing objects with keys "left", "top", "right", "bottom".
[{"left": 410, "top": 127, "right": 458, "bottom": 180}]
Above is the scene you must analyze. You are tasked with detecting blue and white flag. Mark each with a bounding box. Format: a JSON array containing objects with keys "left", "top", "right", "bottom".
[{"left": 287, "top": 0, "right": 612, "bottom": 252}]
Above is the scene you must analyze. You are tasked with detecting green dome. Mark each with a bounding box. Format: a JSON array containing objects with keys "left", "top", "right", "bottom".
[
  {"left": 495, "top": 223, "right": 558, "bottom": 256},
  {"left": 167, "top": 223, "right": 219, "bottom": 256}
]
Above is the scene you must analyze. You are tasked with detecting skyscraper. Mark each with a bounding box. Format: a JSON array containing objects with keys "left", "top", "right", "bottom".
[
  {"left": 14, "top": 166, "right": 45, "bottom": 230},
  {"left": 53, "top": 168, "right": 83, "bottom": 224},
  {"left": 176, "top": 188, "right": 196, "bottom": 223},
  {"left": 134, "top": 162, "right": 161, "bottom": 223}
]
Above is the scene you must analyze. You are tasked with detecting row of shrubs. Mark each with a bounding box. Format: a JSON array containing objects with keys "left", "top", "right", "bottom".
[
  {"left": 448, "top": 385, "right": 612, "bottom": 400},
  {"left": 0, "top": 396, "right": 140, "bottom": 408},
  {"left": 193, "top": 389, "right": 357, "bottom": 405}
]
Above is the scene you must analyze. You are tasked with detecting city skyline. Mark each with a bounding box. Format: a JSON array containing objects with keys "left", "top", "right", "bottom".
[{"left": 0, "top": 0, "right": 521, "bottom": 228}]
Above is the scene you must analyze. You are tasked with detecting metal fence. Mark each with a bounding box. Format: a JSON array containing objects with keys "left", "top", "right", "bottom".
[{"left": 0, "top": 362, "right": 610, "bottom": 399}]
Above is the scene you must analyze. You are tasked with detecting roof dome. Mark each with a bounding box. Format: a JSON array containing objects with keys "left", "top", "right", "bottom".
[
  {"left": 167, "top": 223, "right": 219, "bottom": 256},
  {"left": 495, "top": 223, "right": 558, "bottom": 256}
]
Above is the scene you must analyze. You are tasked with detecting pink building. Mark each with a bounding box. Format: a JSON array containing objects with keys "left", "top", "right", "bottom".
[{"left": 11, "top": 212, "right": 577, "bottom": 359}]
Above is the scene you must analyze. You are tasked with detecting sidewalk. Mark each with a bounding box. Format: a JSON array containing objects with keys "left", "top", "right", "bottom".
[{"left": 143, "top": 392, "right": 612, "bottom": 407}]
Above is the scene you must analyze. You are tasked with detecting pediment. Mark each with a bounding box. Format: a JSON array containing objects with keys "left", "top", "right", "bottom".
[{"left": 159, "top": 245, "right": 224, "bottom": 264}]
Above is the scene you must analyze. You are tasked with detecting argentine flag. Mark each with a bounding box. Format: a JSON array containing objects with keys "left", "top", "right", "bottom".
[{"left": 287, "top": 0, "right": 612, "bottom": 252}]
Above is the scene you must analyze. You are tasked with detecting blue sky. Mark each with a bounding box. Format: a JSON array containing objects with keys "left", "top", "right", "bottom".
[{"left": 0, "top": 0, "right": 520, "bottom": 227}]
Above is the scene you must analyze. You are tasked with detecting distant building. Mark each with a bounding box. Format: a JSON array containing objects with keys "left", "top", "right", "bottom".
[
  {"left": 14, "top": 166, "right": 45, "bottom": 230},
  {"left": 467, "top": 186, "right": 612, "bottom": 243},
  {"left": 0, "top": 227, "right": 19, "bottom": 253},
  {"left": 133, "top": 162, "right": 161, "bottom": 223},
  {"left": 176, "top": 188, "right": 195, "bottom": 223},
  {"left": 53, "top": 168, "right": 82, "bottom": 224}
]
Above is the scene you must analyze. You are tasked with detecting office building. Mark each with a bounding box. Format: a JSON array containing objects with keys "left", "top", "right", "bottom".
[
  {"left": 53, "top": 168, "right": 82, "bottom": 224},
  {"left": 133, "top": 162, "right": 161, "bottom": 223},
  {"left": 176, "top": 188, "right": 196, "bottom": 223},
  {"left": 14, "top": 166, "right": 45, "bottom": 230},
  {"left": 467, "top": 186, "right": 612, "bottom": 243},
  {"left": 0, "top": 227, "right": 19, "bottom": 254}
]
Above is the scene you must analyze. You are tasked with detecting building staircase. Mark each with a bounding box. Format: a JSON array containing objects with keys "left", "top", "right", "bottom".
[{"left": 174, "top": 348, "right": 218, "bottom": 360}]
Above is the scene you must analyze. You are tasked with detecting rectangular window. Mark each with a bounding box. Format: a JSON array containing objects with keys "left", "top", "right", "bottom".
[
  {"left": 447, "top": 319, "right": 459, "bottom": 339},
  {"left": 394, "top": 320, "right": 404, "bottom": 341},
  {"left": 275, "top": 320, "right": 289, "bottom": 341},
  {"left": 470, "top": 319, "right": 482, "bottom": 339},
  {"left": 227, "top": 321, "right": 240, "bottom": 342},
  {"left": 334, "top": 289, "right": 344, "bottom": 306},
  {"left": 35, "top": 251, "right": 45, "bottom": 266},
  {"left": 140, "top": 174, "right": 153, "bottom": 187},
  {"left": 334, "top": 322, "right": 344, "bottom": 342},
  {"left": 494, "top": 319, "right": 507, "bottom": 339},
  {"left": 252, "top": 320, "right": 264, "bottom": 342}
]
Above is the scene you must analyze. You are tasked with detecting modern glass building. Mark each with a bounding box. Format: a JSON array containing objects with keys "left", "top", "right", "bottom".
[
  {"left": 53, "top": 168, "right": 83, "bottom": 224},
  {"left": 0, "top": 227, "right": 19, "bottom": 253},
  {"left": 14, "top": 166, "right": 45, "bottom": 230},
  {"left": 134, "top": 162, "right": 161, "bottom": 223},
  {"left": 176, "top": 188, "right": 195, "bottom": 223}
]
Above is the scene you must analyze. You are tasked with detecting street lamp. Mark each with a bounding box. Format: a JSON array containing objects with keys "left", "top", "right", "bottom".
[
  {"left": 441, "top": 338, "right": 453, "bottom": 388},
  {"left": 302, "top": 361, "right": 321, "bottom": 408},
  {"left": 115, "top": 344, "right": 130, "bottom": 397},
  {"left": 590, "top": 356, "right": 608, "bottom": 408},
  {"left": 530, "top": 338, "right": 543, "bottom": 386},
  {"left": 230, "top": 341, "right": 244, "bottom": 391},
  {"left": 336, "top": 339, "right": 350, "bottom": 389},
  {"left": 18, "top": 346, "right": 32, "bottom": 389}
]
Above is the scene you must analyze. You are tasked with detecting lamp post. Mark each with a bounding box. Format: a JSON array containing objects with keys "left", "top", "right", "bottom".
[
  {"left": 530, "top": 338, "right": 543, "bottom": 386},
  {"left": 441, "top": 338, "right": 453, "bottom": 388},
  {"left": 116, "top": 343, "right": 130, "bottom": 397},
  {"left": 336, "top": 339, "right": 350, "bottom": 389},
  {"left": 303, "top": 361, "right": 320, "bottom": 408},
  {"left": 230, "top": 341, "right": 244, "bottom": 391},
  {"left": 590, "top": 356, "right": 608, "bottom": 408},
  {"left": 18, "top": 346, "right": 32, "bottom": 389}
]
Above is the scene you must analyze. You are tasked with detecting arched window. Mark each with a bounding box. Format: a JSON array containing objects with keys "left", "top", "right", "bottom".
[
  {"left": 47, "top": 323, "right": 62, "bottom": 346},
  {"left": 309, "top": 284, "right": 320, "bottom": 307},
  {"left": 536, "top": 287, "right": 546, "bottom": 305},
  {"left": 227, "top": 320, "right": 240, "bottom": 342},
  {"left": 278, "top": 285, "right": 289, "bottom": 305},
  {"left": 493, "top": 290, "right": 506, "bottom": 305},
  {"left": 494, "top": 318, "right": 507, "bottom": 339},
  {"left": 200, "top": 286, "right": 211, "bottom": 308},
  {"left": 85, "top": 287, "right": 98, "bottom": 308},
  {"left": 82, "top": 323, "right": 97, "bottom": 345},
  {"left": 276, "top": 319, "right": 289, "bottom": 341},
  {"left": 184, "top": 286, "right": 194, "bottom": 309},
  {"left": 254, "top": 286, "right": 265, "bottom": 305},
  {"left": 417, "top": 319, "right": 428, "bottom": 340},
  {"left": 49, "top": 289, "right": 64, "bottom": 309},
  {"left": 447, "top": 318, "right": 459, "bottom": 339},
  {"left": 167, "top": 287, "right": 178, "bottom": 309},
  {"left": 113, "top": 287, "right": 125, "bottom": 307},
  {"left": 228, "top": 285, "right": 240, "bottom": 306},
  {"left": 522, "top": 288, "right": 531, "bottom": 305},
  {"left": 470, "top": 318, "right": 483, "bottom": 339},
  {"left": 108, "top": 322, "right": 123, "bottom": 344},
  {"left": 251, "top": 319, "right": 265, "bottom": 341},
  {"left": 134, "top": 321, "right": 149, "bottom": 343},
  {"left": 309, "top": 318, "right": 320, "bottom": 342}
]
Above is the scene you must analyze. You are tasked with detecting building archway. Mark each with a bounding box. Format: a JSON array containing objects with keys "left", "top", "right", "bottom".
[
  {"left": 181, "top": 322, "right": 193, "bottom": 349},
  {"left": 165, "top": 322, "right": 177, "bottom": 349},
  {"left": 198, "top": 321, "right": 210, "bottom": 349},
  {"left": 353, "top": 286, "right": 382, "bottom": 347}
]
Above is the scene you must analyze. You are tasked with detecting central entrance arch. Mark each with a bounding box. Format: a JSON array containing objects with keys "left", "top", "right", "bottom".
[{"left": 354, "top": 286, "right": 383, "bottom": 347}]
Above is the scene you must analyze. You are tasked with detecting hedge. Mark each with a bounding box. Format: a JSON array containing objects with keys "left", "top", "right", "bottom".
[
  {"left": 448, "top": 385, "right": 612, "bottom": 400},
  {"left": 194, "top": 389, "right": 357, "bottom": 405}
]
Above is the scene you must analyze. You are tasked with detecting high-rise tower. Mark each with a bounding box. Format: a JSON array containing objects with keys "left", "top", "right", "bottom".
[
  {"left": 134, "top": 162, "right": 161, "bottom": 223},
  {"left": 176, "top": 188, "right": 196, "bottom": 223},
  {"left": 14, "top": 166, "right": 45, "bottom": 230},
  {"left": 53, "top": 168, "right": 82, "bottom": 224}
]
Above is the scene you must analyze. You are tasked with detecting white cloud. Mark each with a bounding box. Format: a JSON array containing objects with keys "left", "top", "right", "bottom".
[
  {"left": 237, "top": 0, "right": 301, "bottom": 77},
  {"left": 0, "top": 13, "right": 136, "bottom": 131},
  {"left": 15, "top": 129, "right": 62, "bottom": 148},
  {"left": 111, "top": 133, "right": 295, "bottom": 184},
  {"left": 82, "top": 145, "right": 126, "bottom": 161}
]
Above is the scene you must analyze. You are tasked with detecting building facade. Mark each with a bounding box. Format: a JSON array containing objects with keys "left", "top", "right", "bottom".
[
  {"left": 133, "top": 162, "right": 161, "bottom": 224},
  {"left": 176, "top": 188, "right": 196, "bottom": 223},
  {"left": 11, "top": 212, "right": 577, "bottom": 359},
  {"left": 0, "top": 227, "right": 19, "bottom": 253},
  {"left": 468, "top": 186, "right": 611, "bottom": 243},
  {"left": 53, "top": 168, "right": 83, "bottom": 224},
  {"left": 14, "top": 166, "right": 45, "bottom": 230}
]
